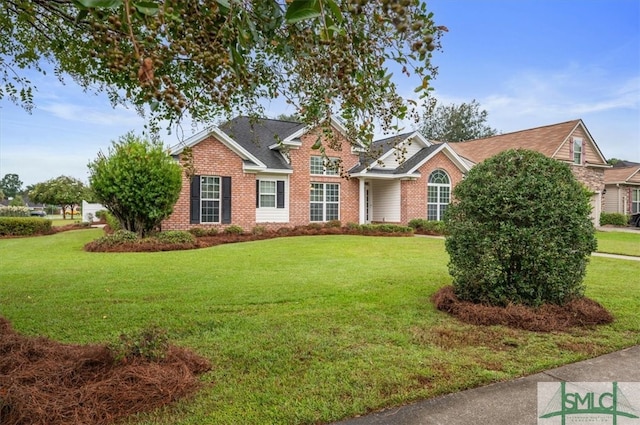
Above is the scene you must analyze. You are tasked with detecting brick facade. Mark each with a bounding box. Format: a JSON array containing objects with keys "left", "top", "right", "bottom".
[
  {"left": 401, "top": 151, "right": 466, "bottom": 223},
  {"left": 162, "top": 125, "right": 361, "bottom": 231},
  {"left": 162, "top": 136, "right": 256, "bottom": 231},
  {"left": 288, "top": 130, "right": 360, "bottom": 226}
]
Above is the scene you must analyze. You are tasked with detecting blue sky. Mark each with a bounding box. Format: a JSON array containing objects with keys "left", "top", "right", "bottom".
[{"left": 1, "top": 0, "right": 638, "bottom": 187}]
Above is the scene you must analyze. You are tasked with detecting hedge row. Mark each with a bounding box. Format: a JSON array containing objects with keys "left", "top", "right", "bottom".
[
  {"left": 599, "top": 212, "right": 630, "bottom": 226},
  {"left": 0, "top": 217, "right": 53, "bottom": 236}
]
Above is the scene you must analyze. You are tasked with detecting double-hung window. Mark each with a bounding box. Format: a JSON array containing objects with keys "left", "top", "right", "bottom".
[
  {"left": 573, "top": 138, "right": 583, "bottom": 165},
  {"left": 310, "top": 156, "right": 339, "bottom": 176},
  {"left": 310, "top": 183, "right": 339, "bottom": 221},
  {"left": 633, "top": 189, "right": 640, "bottom": 214},
  {"left": 201, "top": 176, "right": 221, "bottom": 223},
  {"left": 256, "top": 179, "right": 285, "bottom": 209},
  {"left": 259, "top": 180, "right": 276, "bottom": 208}
]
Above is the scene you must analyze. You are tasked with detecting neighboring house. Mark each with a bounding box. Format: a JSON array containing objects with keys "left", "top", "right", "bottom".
[
  {"left": 447, "top": 119, "right": 610, "bottom": 224},
  {"left": 603, "top": 163, "right": 640, "bottom": 215},
  {"left": 163, "top": 117, "right": 609, "bottom": 231}
]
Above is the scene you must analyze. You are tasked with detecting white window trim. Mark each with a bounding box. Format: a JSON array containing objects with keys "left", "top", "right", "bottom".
[
  {"left": 201, "top": 176, "right": 221, "bottom": 223},
  {"left": 573, "top": 137, "right": 584, "bottom": 165},
  {"left": 310, "top": 155, "right": 340, "bottom": 176},
  {"left": 258, "top": 179, "right": 277, "bottom": 209},
  {"left": 310, "top": 182, "right": 340, "bottom": 222},
  {"left": 632, "top": 188, "right": 640, "bottom": 214},
  {"left": 427, "top": 170, "right": 451, "bottom": 221}
]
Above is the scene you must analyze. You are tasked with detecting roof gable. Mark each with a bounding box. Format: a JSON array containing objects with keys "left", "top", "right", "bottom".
[
  {"left": 448, "top": 119, "right": 607, "bottom": 166},
  {"left": 604, "top": 165, "right": 640, "bottom": 184},
  {"left": 169, "top": 116, "right": 307, "bottom": 171},
  {"left": 398, "top": 143, "right": 472, "bottom": 175}
]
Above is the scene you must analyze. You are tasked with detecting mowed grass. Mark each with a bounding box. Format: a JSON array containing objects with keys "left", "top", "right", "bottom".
[
  {"left": 596, "top": 230, "right": 640, "bottom": 256},
  {"left": 1, "top": 230, "right": 639, "bottom": 425}
]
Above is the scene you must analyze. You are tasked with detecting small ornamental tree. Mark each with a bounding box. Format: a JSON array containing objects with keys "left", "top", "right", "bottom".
[
  {"left": 88, "top": 132, "right": 182, "bottom": 238},
  {"left": 444, "top": 149, "right": 597, "bottom": 307},
  {"left": 30, "top": 175, "right": 88, "bottom": 219}
]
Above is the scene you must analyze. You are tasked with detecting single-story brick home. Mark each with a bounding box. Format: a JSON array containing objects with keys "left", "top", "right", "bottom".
[
  {"left": 603, "top": 162, "right": 640, "bottom": 215},
  {"left": 162, "top": 117, "right": 609, "bottom": 231}
]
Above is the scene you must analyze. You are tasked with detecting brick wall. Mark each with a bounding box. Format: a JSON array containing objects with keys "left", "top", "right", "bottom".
[
  {"left": 400, "top": 150, "right": 466, "bottom": 223},
  {"left": 288, "top": 128, "right": 360, "bottom": 226},
  {"left": 163, "top": 124, "right": 362, "bottom": 231},
  {"left": 162, "top": 136, "right": 256, "bottom": 231}
]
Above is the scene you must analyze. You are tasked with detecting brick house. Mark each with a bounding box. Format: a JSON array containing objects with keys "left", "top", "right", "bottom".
[
  {"left": 603, "top": 162, "right": 640, "bottom": 215},
  {"left": 163, "top": 117, "right": 609, "bottom": 231}
]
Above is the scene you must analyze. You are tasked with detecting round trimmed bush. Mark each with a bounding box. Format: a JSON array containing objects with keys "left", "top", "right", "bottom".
[{"left": 445, "top": 149, "right": 597, "bottom": 307}]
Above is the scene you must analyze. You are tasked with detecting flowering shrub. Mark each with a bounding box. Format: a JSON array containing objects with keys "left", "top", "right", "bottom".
[{"left": 0, "top": 206, "right": 30, "bottom": 217}]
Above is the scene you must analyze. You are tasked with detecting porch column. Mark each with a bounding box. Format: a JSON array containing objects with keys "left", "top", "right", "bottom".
[{"left": 359, "top": 179, "right": 366, "bottom": 224}]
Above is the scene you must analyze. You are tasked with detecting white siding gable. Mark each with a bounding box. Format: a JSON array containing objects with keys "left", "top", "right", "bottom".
[{"left": 379, "top": 140, "right": 424, "bottom": 169}]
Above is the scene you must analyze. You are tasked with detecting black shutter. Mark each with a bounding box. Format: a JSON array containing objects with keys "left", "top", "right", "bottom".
[
  {"left": 190, "top": 175, "right": 201, "bottom": 224},
  {"left": 277, "top": 180, "right": 285, "bottom": 208},
  {"left": 222, "top": 176, "right": 232, "bottom": 224},
  {"left": 256, "top": 179, "right": 260, "bottom": 208}
]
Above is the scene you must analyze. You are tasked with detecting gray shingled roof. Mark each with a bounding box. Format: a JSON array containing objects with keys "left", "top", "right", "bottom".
[{"left": 219, "top": 116, "right": 306, "bottom": 170}]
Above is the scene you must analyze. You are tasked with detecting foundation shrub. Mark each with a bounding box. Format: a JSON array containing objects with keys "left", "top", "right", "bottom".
[
  {"left": 251, "top": 225, "right": 267, "bottom": 235},
  {"left": 224, "top": 225, "right": 244, "bottom": 235},
  {"left": 155, "top": 230, "right": 195, "bottom": 244},
  {"left": 324, "top": 220, "right": 342, "bottom": 228},
  {"left": 93, "top": 230, "right": 139, "bottom": 247},
  {"left": 599, "top": 212, "right": 629, "bottom": 226},
  {"left": 408, "top": 218, "right": 445, "bottom": 235}
]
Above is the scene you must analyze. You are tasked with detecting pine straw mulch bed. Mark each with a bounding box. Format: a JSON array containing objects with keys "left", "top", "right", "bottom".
[
  {"left": 84, "top": 226, "right": 416, "bottom": 253},
  {"left": 432, "top": 285, "right": 614, "bottom": 332},
  {"left": 0, "top": 317, "right": 211, "bottom": 425}
]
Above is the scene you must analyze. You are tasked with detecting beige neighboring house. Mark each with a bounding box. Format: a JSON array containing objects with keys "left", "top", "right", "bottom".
[
  {"left": 448, "top": 119, "right": 610, "bottom": 225},
  {"left": 603, "top": 163, "right": 640, "bottom": 215}
]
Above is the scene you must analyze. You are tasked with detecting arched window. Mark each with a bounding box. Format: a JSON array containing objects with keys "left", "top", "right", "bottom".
[{"left": 427, "top": 170, "right": 450, "bottom": 221}]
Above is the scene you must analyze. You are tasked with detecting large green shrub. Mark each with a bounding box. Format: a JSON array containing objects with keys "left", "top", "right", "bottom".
[
  {"left": 445, "top": 149, "right": 597, "bottom": 307},
  {"left": 88, "top": 133, "right": 182, "bottom": 238}
]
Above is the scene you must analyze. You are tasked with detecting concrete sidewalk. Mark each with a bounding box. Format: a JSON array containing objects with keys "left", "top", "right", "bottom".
[{"left": 333, "top": 345, "right": 640, "bottom": 425}]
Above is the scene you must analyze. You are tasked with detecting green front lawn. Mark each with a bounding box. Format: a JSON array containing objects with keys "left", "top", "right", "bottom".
[
  {"left": 596, "top": 230, "right": 640, "bottom": 257},
  {"left": 1, "top": 230, "right": 639, "bottom": 424}
]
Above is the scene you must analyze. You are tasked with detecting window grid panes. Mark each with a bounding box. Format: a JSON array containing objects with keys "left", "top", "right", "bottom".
[
  {"left": 633, "top": 189, "right": 640, "bottom": 214},
  {"left": 310, "top": 183, "right": 339, "bottom": 221},
  {"left": 310, "top": 156, "right": 324, "bottom": 175},
  {"left": 573, "top": 138, "right": 583, "bottom": 164},
  {"left": 259, "top": 180, "right": 276, "bottom": 208},
  {"left": 201, "top": 176, "right": 220, "bottom": 223},
  {"left": 325, "top": 158, "right": 339, "bottom": 176},
  {"left": 427, "top": 170, "right": 450, "bottom": 221},
  {"left": 310, "top": 156, "right": 339, "bottom": 176}
]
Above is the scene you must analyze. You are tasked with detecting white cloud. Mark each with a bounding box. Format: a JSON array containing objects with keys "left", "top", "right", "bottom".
[{"left": 40, "top": 102, "right": 144, "bottom": 127}]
